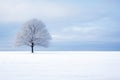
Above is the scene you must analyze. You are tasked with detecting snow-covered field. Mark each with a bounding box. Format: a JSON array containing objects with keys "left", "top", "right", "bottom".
[{"left": 0, "top": 51, "right": 120, "bottom": 80}]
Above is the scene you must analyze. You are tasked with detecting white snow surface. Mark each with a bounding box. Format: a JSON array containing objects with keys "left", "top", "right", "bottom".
[{"left": 0, "top": 51, "right": 120, "bottom": 80}]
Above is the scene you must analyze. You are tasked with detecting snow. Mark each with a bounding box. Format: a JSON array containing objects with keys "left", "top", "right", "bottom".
[{"left": 0, "top": 51, "right": 120, "bottom": 80}]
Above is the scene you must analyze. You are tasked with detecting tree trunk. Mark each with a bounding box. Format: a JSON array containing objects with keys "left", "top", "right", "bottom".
[{"left": 31, "top": 43, "right": 34, "bottom": 53}]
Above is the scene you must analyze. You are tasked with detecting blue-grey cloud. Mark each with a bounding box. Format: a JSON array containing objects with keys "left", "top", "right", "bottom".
[{"left": 0, "top": 0, "right": 120, "bottom": 50}]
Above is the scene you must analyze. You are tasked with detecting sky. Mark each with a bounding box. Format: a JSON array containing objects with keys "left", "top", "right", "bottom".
[{"left": 0, "top": 0, "right": 120, "bottom": 51}]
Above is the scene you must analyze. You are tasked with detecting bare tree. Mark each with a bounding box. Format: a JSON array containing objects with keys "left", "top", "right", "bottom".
[{"left": 15, "top": 19, "right": 51, "bottom": 53}]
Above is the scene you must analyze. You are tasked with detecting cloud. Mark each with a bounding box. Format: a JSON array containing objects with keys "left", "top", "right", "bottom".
[
  {"left": 52, "top": 26, "right": 100, "bottom": 42},
  {"left": 0, "top": 0, "right": 113, "bottom": 23},
  {"left": 52, "top": 17, "right": 120, "bottom": 43},
  {"left": 0, "top": 0, "right": 120, "bottom": 50},
  {"left": 0, "top": 0, "right": 78, "bottom": 23}
]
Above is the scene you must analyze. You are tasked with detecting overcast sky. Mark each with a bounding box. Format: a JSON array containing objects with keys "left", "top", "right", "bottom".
[{"left": 0, "top": 0, "right": 120, "bottom": 51}]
